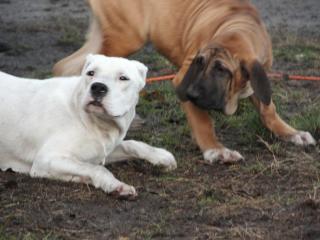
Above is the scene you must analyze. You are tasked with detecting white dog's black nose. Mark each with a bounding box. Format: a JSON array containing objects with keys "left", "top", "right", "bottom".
[{"left": 91, "top": 82, "right": 108, "bottom": 99}]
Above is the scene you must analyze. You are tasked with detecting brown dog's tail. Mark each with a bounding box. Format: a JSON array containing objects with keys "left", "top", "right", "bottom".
[{"left": 53, "top": 18, "right": 103, "bottom": 76}]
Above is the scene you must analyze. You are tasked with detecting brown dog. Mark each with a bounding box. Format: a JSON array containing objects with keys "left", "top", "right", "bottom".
[{"left": 54, "top": 0, "right": 316, "bottom": 163}]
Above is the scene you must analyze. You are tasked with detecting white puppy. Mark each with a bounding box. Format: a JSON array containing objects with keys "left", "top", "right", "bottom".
[{"left": 0, "top": 54, "right": 177, "bottom": 197}]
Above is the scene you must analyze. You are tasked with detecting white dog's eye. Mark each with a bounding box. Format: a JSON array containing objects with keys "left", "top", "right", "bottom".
[
  {"left": 87, "top": 70, "right": 95, "bottom": 77},
  {"left": 119, "top": 76, "right": 129, "bottom": 81}
]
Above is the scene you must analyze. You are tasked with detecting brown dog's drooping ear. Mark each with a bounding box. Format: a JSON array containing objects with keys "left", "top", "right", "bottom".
[
  {"left": 176, "top": 55, "right": 206, "bottom": 101},
  {"left": 241, "top": 60, "right": 272, "bottom": 105}
]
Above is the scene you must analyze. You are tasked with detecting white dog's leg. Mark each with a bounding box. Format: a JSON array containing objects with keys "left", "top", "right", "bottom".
[
  {"left": 30, "top": 155, "right": 137, "bottom": 197},
  {"left": 108, "top": 140, "right": 177, "bottom": 171}
]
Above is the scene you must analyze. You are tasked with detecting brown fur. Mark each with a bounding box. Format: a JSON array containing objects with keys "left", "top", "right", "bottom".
[{"left": 54, "top": 0, "right": 301, "bottom": 154}]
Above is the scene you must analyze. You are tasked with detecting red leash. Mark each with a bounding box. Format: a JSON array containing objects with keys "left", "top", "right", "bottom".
[
  {"left": 147, "top": 72, "right": 320, "bottom": 84},
  {"left": 146, "top": 74, "right": 176, "bottom": 83},
  {"left": 267, "top": 73, "right": 320, "bottom": 81}
]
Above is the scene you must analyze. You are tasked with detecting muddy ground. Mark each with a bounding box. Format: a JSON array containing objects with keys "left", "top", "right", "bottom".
[{"left": 0, "top": 0, "right": 320, "bottom": 239}]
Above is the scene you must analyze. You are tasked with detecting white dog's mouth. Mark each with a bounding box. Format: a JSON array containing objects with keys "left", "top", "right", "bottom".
[
  {"left": 85, "top": 100, "right": 106, "bottom": 114},
  {"left": 89, "top": 100, "right": 103, "bottom": 108},
  {"left": 86, "top": 100, "right": 127, "bottom": 118}
]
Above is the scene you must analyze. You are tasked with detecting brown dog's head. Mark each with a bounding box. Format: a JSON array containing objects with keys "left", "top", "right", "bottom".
[{"left": 176, "top": 45, "right": 272, "bottom": 115}]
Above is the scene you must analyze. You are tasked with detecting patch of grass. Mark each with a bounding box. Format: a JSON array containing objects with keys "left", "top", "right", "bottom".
[
  {"left": 274, "top": 45, "right": 320, "bottom": 63},
  {"left": 242, "top": 159, "right": 266, "bottom": 174},
  {"left": 54, "top": 18, "right": 85, "bottom": 48},
  {"left": 227, "top": 226, "right": 264, "bottom": 240},
  {"left": 0, "top": 230, "right": 59, "bottom": 240},
  {"left": 290, "top": 106, "right": 320, "bottom": 134},
  {"left": 212, "top": 99, "right": 271, "bottom": 145},
  {"left": 132, "top": 214, "right": 168, "bottom": 239},
  {"left": 5, "top": 44, "right": 32, "bottom": 57},
  {"left": 130, "top": 47, "right": 177, "bottom": 74},
  {"left": 198, "top": 189, "right": 225, "bottom": 206},
  {"left": 272, "top": 31, "right": 320, "bottom": 74},
  {"left": 29, "top": 70, "right": 53, "bottom": 79},
  {"left": 130, "top": 81, "right": 189, "bottom": 154},
  {"left": 56, "top": 25, "right": 83, "bottom": 48},
  {"left": 0, "top": 227, "right": 15, "bottom": 240}
]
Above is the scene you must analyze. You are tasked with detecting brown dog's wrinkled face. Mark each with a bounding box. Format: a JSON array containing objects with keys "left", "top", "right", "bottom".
[{"left": 176, "top": 45, "right": 272, "bottom": 115}]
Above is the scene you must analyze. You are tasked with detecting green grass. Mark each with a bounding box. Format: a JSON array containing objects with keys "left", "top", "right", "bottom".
[
  {"left": 130, "top": 48, "right": 177, "bottom": 74},
  {"left": 132, "top": 213, "right": 169, "bottom": 239},
  {"left": 290, "top": 106, "right": 320, "bottom": 133},
  {"left": 198, "top": 189, "right": 226, "bottom": 206},
  {"left": 54, "top": 18, "right": 85, "bottom": 48},
  {"left": 273, "top": 45, "right": 320, "bottom": 63},
  {"left": 130, "top": 81, "right": 189, "bottom": 153},
  {"left": 242, "top": 159, "right": 266, "bottom": 174},
  {"left": 272, "top": 34, "right": 320, "bottom": 74},
  {"left": 29, "top": 70, "right": 53, "bottom": 79},
  {"left": 0, "top": 228, "right": 14, "bottom": 240},
  {"left": 5, "top": 44, "right": 32, "bottom": 57},
  {"left": 0, "top": 230, "right": 61, "bottom": 240},
  {"left": 56, "top": 25, "right": 83, "bottom": 48}
]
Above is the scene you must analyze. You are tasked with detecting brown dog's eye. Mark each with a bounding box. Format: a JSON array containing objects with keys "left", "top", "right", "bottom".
[
  {"left": 119, "top": 76, "right": 129, "bottom": 81},
  {"left": 87, "top": 70, "right": 95, "bottom": 77},
  {"left": 212, "top": 60, "right": 232, "bottom": 79},
  {"left": 195, "top": 56, "right": 205, "bottom": 66},
  {"left": 214, "top": 61, "right": 224, "bottom": 72}
]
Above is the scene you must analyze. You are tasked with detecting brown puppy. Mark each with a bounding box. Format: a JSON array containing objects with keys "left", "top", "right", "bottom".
[{"left": 54, "top": 0, "right": 316, "bottom": 163}]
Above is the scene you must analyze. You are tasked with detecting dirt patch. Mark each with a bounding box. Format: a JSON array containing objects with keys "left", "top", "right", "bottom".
[{"left": 0, "top": 0, "right": 320, "bottom": 239}]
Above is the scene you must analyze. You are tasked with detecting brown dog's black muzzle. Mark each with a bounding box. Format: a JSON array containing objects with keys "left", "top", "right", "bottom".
[{"left": 186, "top": 85, "right": 200, "bottom": 102}]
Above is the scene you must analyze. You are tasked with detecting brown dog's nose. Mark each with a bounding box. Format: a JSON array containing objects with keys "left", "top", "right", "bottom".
[
  {"left": 186, "top": 86, "right": 200, "bottom": 101},
  {"left": 91, "top": 82, "right": 108, "bottom": 99}
]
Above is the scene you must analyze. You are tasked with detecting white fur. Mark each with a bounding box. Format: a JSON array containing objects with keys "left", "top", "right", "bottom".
[{"left": 0, "top": 55, "right": 177, "bottom": 197}]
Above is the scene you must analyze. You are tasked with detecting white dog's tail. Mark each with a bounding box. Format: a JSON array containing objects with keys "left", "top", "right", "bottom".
[{"left": 53, "top": 18, "right": 103, "bottom": 76}]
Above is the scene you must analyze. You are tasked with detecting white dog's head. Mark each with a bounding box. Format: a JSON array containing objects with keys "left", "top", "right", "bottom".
[{"left": 80, "top": 54, "right": 147, "bottom": 119}]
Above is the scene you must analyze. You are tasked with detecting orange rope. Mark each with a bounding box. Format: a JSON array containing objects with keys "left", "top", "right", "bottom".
[
  {"left": 146, "top": 72, "right": 320, "bottom": 84},
  {"left": 268, "top": 73, "right": 320, "bottom": 81},
  {"left": 146, "top": 74, "right": 176, "bottom": 83}
]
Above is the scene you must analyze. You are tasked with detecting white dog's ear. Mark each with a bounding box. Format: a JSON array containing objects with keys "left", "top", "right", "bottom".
[
  {"left": 82, "top": 54, "right": 95, "bottom": 75},
  {"left": 131, "top": 60, "right": 148, "bottom": 90}
]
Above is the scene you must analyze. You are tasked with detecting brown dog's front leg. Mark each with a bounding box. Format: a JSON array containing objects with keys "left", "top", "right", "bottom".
[
  {"left": 173, "top": 66, "right": 244, "bottom": 164},
  {"left": 182, "top": 101, "right": 244, "bottom": 164},
  {"left": 250, "top": 95, "right": 316, "bottom": 145},
  {"left": 182, "top": 101, "right": 221, "bottom": 150}
]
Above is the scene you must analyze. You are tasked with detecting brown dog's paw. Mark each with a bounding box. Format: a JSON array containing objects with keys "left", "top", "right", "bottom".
[
  {"left": 203, "top": 148, "right": 244, "bottom": 164},
  {"left": 287, "top": 131, "right": 316, "bottom": 146}
]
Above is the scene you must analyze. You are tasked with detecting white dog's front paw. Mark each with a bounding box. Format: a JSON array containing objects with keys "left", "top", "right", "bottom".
[
  {"left": 111, "top": 183, "right": 137, "bottom": 199},
  {"left": 203, "top": 148, "right": 244, "bottom": 164},
  {"left": 287, "top": 131, "right": 316, "bottom": 146},
  {"left": 149, "top": 148, "right": 177, "bottom": 171}
]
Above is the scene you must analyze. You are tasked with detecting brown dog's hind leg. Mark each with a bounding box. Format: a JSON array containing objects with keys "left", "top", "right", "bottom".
[
  {"left": 53, "top": 18, "right": 146, "bottom": 76},
  {"left": 250, "top": 95, "right": 316, "bottom": 146}
]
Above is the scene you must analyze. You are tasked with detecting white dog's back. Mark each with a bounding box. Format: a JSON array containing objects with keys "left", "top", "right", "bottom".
[{"left": 0, "top": 72, "right": 82, "bottom": 173}]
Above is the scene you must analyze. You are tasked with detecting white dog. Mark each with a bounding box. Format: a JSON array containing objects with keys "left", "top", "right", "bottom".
[{"left": 0, "top": 54, "right": 177, "bottom": 197}]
